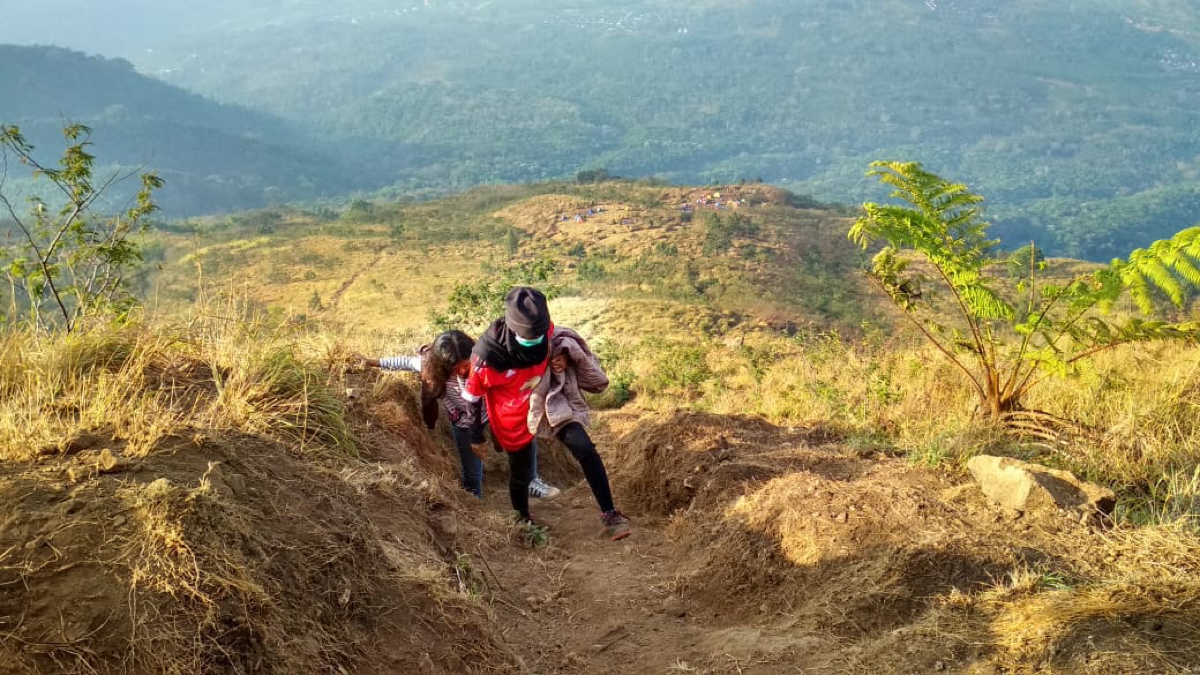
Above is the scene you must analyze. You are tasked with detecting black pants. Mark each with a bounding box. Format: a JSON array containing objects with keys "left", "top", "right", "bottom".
[
  {"left": 508, "top": 441, "right": 537, "bottom": 520},
  {"left": 556, "top": 422, "right": 616, "bottom": 514}
]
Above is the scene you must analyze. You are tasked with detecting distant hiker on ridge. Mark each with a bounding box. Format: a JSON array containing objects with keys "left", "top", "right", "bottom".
[{"left": 462, "top": 287, "right": 632, "bottom": 540}]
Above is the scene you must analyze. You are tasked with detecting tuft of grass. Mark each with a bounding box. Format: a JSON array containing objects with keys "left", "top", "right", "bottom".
[
  {"left": 1117, "top": 465, "right": 1200, "bottom": 528},
  {"left": 0, "top": 323, "right": 187, "bottom": 460},
  {"left": 906, "top": 438, "right": 954, "bottom": 468},
  {"left": 211, "top": 345, "right": 353, "bottom": 453},
  {"left": 983, "top": 523, "right": 1200, "bottom": 671},
  {"left": 0, "top": 303, "right": 359, "bottom": 462}
]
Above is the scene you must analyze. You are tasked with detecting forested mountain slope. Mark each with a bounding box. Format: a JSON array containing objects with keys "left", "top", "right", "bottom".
[
  {"left": 0, "top": 45, "right": 364, "bottom": 215},
  {"left": 4, "top": 2, "right": 1200, "bottom": 257},
  {"left": 126, "top": 0, "right": 1200, "bottom": 259}
]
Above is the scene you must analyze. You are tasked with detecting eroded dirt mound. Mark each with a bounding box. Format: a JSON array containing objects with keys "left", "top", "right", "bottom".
[
  {"left": 607, "top": 411, "right": 849, "bottom": 516},
  {"left": 0, "top": 381, "right": 522, "bottom": 675},
  {"left": 672, "top": 469, "right": 1019, "bottom": 635},
  {"left": 606, "top": 412, "right": 1200, "bottom": 674}
]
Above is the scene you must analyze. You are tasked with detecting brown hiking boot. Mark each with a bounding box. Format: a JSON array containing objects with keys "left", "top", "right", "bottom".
[{"left": 601, "top": 510, "right": 632, "bottom": 541}]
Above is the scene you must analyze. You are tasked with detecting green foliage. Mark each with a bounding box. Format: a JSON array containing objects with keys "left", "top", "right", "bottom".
[
  {"left": 850, "top": 161, "right": 1200, "bottom": 418},
  {"left": 0, "top": 124, "right": 163, "bottom": 331},
  {"left": 653, "top": 242, "right": 679, "bottom": 257},
  {"left": 504, "top": 227, "right": 522, "bottom": 254},
  {"left": 576, "top": 168, "right": 615, "bottom": 184},
  {"left": 429, "top": 258, "right": 560, "bottom": 333},
  {"left": 587, "top": 339, "right": 635, "bottom": 409},
  {"left": 1005, "top": 243, "right": 1046, "bottom": 279},
  {"left": 523, "top": 521, "right": 550, "bottom": 548},
  {"left": 452, "top": 553, "right": 485, "bottom": 596},
  {"left": 702, "top": 213, "right": 759, "bottom": 256},
  {"left": 92, "top": 1, "right": 1200, "bottom": 258},
  {"left": 639, "top": 341, "right": 712, "bottom": 400},
  {"left": 576, "top": 258, "right": 607, "bottom": 282},
  {"left": 229, "top": 208, "right": 285, "bottom": 234},
  {"left": 0, "top": 45, "right": 359, "bottom": 214},
  {"left": 341, "top": 199, "right": 374, "bottom": 223}
]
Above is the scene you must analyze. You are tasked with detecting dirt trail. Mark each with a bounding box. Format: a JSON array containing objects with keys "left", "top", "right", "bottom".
[
  {"left": 479, "top": 490, "right": 821, "bottom": 675},
  {"left": 366, "top": 408, "right": 1183, "bottom": 675},
  {"left": 448, "top": 424, "right": 828, "bottom": 675},
  {"left": 325, "top": 250, "right": 384, "bottom": 311}
]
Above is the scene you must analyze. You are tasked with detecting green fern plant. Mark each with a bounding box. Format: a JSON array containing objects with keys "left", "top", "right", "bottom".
[{"left": 850, "top": 161, "right": 1200, "bottom": 420}]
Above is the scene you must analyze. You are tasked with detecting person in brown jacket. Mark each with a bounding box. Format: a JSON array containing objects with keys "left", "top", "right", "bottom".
[{"left": 528, "top": 327, "right": 632, "bottom": 541}]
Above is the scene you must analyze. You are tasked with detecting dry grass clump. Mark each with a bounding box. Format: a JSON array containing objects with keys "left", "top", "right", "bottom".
[
  {"left": 0, "top": 324, "right": 191, "bottom": 460},
  {"left": 607, "top": 411, "right": 1200, "bottom": 673},
  {"left": 608, "top": 331, "right": 1200, "bottom": 525},
  {"left": 982, "top": 523, "right": 1200, "bottom": 674},
  {"left": 0, "top": 306, "right": 358, "bottom": 463},
  {"left": 0, "top": 311, "right": 528, "bottom": 675}
]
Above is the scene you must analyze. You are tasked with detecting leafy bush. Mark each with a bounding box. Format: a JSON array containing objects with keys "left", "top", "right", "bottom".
[
  {"left": 702, "top": 213, "right": 759, "bottom": 256},
  {"left": 851, "top": 161, "right": 1200, "bottom": 419},
  {"left": 0, "top": 124, "right": 162, "bottom": 330},
  {"left": 428, "top": 258, "right": 560, "bottom": 332}
]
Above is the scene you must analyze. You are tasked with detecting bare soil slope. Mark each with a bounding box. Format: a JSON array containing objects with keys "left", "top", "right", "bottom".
[
  {"left": 0, "top": 373, "right": 525, "bottom": 675},
  {"left": 3, "top": 374, "right": 1197, "bottom": 675}
]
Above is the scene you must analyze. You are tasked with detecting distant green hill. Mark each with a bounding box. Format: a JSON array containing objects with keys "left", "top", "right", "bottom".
[
  {"left": 5, "top": 3, "right": 1200, "bottom": 258},
  {"left": 0, "top": 45, "right": 368, "bottom": 216},
  {"left": 130, "top": 0, "right": 1200, "bottom": 260}
]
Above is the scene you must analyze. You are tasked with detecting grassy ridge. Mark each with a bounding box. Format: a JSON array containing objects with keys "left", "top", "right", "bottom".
[{"left": 140, "top": 180, "right": 1200, "bottom": 528}]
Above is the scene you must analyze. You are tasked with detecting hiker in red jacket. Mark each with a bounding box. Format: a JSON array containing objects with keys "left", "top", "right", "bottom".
[{"left": 462, "top": 287, "right": 631, "bottom": 540}]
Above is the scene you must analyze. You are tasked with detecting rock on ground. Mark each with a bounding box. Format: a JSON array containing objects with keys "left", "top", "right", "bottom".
[{"left": 967, "top": 455, "right": 1115, "bottom": 516}]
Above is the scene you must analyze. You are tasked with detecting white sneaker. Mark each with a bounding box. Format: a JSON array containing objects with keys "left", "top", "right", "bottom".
[{"left": 529, "top": 477, "right": 561, "bottom": 500}]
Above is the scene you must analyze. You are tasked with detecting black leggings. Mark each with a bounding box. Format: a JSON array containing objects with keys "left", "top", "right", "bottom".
[
  {"left": 508, "top": 441, "right": 537, "bottom": 520},
  {"left": 557, "top": 422, "right": 616, "bottom": 514},
  {"left": 508, "top": 424, "right": 617, "bottom": 518}
]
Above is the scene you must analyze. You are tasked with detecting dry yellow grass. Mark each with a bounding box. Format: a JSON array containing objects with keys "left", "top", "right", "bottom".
[
  {"left": 0, "top": 303, "right": 529, "bottom": 675},
  {"left": 606, "top": 330, "right": 1200, "bottom": 526},
  {"left": 115, "top": 187, "right": 1200, "bottom": 672},
  {"left": 0, "top": 301, "right": 357, "bottom": 463}
]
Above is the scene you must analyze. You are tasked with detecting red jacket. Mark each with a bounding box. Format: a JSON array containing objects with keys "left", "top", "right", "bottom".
[{"left": 463, "top": 325, "right": 554, "bottom": 451}]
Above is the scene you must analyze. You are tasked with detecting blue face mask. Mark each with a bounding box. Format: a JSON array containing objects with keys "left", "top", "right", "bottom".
[{"left": 515, "top": 334, "right": 545, "bottom": 347}]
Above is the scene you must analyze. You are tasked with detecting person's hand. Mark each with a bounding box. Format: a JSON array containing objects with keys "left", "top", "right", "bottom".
[
  {"left": 351, "top": 354, "right": 380, "bottom": 369},
  {"left": 550, "top": 353, "right": 569, "bottom": 374},
  {"left": 470, "top": 443, "right": 490, "bottom": 460},
  {"left": 344, "top": 353, "right": 369, "bottom": 373}
]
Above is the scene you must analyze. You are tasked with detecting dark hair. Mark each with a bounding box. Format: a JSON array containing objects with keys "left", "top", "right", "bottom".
[{"left": 419, "top": 330, "right": 475, "bottom": 428}]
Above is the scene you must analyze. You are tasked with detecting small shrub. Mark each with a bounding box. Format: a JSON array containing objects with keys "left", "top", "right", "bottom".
[{"left": 429, "top": 258, "right": 559, "bottom": 332}]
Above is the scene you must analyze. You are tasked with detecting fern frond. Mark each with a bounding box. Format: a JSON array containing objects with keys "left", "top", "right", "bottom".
[
  {"left": 1134, "top": 251, "right": 1186, "bottom": 305},
  {"left": 1181, "top": 228, "right": 1200, "bottom": 258},
  {"left": 1149, "top": 236, "right": 1200, "bottom": 287},
  {"left": 1120, "top": 265, "right": 1156, "bottom": 314},
  {"left": 1106, "top": 226, "right": 1200, "bottom": 313},
  {"left": 960, "top": 285, "right": 1014, "bottom": 320}
]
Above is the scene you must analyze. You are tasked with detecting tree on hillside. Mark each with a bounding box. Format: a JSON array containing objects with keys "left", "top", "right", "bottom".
[
  {"left": 576, "top": 169, "right": 614, "bottom": 184},
  {"left": 0, "top": 124, "right": 162, "bottom": 331},
  {"left": 429, "top": 257, "right": 559, "bottom": 333},
  {"left": 850, "top": 161, "right": 1200, "bottom": 425}
]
